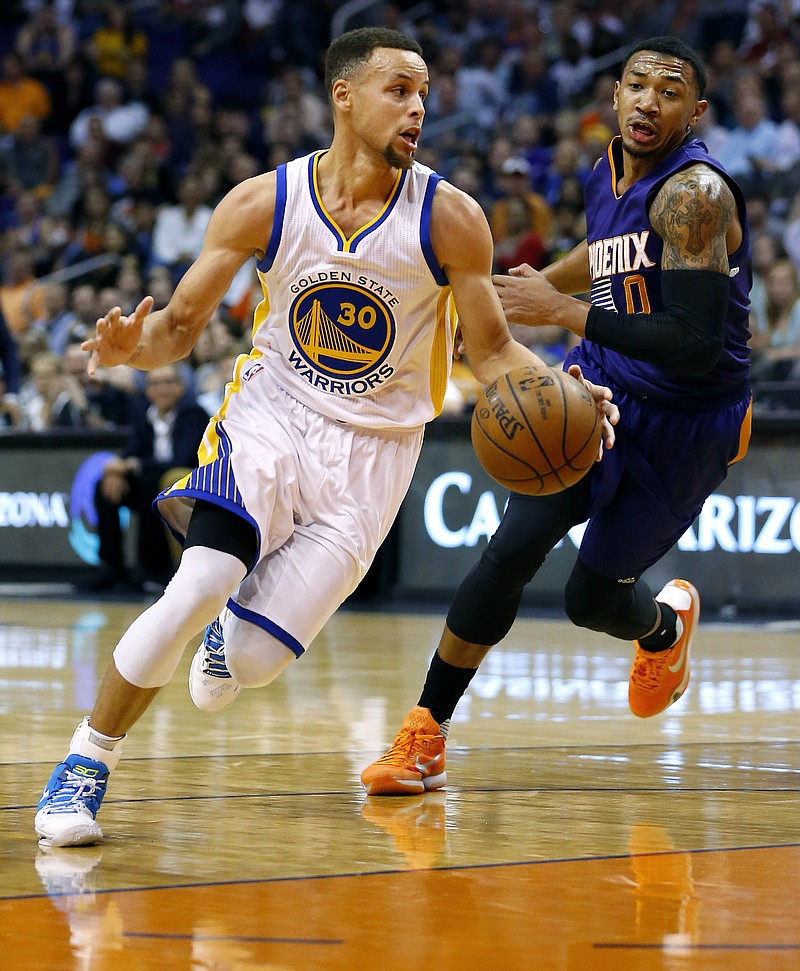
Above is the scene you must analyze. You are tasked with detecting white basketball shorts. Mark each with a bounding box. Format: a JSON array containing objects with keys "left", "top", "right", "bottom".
[{"left": 156, "top": 361, "right": 423, "bottom": 656}]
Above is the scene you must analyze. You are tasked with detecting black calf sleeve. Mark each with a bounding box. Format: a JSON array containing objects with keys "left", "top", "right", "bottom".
[
  {"left": 184, "top": 499, "right": 259, "bottom": 573},
  {"left": 564, "top": 558, "right": 659, "bottom": 641}
]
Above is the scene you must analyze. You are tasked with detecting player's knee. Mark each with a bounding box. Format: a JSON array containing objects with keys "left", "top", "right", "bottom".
[
  {"left": 564, "top": 560, "right": 631, "bottom": 632},
  {"left": 224, "top": 620, "right": 296, "bottom": 688}
]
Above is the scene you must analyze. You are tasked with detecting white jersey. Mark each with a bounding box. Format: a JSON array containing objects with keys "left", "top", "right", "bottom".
[{"left": 252, "top": 151, "right": 457, "bottom": 430}]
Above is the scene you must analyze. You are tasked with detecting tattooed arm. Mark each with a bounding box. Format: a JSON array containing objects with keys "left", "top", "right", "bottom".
[
  {"left": 576, "top": 163, "right": 735, "bottom": 374},
  {"left": 649, "top": 163, "right": 740, "bottom": 272},
  {"left": 492, "top": 163, "right": 737, "bottom": 376}
]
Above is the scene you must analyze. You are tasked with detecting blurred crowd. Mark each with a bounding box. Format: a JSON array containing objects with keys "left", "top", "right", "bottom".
[{"left": 1, "top": 0, "right": 800, "bottom": 433}]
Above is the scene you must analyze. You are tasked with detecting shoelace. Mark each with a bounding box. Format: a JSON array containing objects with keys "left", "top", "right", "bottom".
[
  {"left": 375, "top": 728, "right": 434, "bottom": 766},
  {"left": 631, "top": 651, "right": 670, "bottom": 690},
  {"left": 201, "top": 621, "right": 232, "bottom": 679},
  {"left": 43, "top": 769, "right": 105, "bottom": 815}
]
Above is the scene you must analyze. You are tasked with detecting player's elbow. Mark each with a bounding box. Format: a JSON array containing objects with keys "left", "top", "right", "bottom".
[{"left": 663, "top": 335, "right": 725, "bottom": 376}]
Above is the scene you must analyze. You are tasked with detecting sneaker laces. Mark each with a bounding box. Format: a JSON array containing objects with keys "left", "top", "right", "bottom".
[
  {"left": 42, "top": 768, "right": 106, "bottom": 816},
  {"left": 374, "top": 728, "right": 434, "bottom": 767},
  {"left": 201, "top": 620, "right": 232, "bottom": 679},
  {"left": 631, "top": 650, "right": 670, "bottom": 691}
]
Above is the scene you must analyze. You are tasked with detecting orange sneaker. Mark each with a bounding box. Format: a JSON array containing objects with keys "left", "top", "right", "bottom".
[
  {"left": 629, "top": 579, "right": 699, "bottom": 718},
  {"left": 360, "top": 706, "right": 446, "bottom": 796}
]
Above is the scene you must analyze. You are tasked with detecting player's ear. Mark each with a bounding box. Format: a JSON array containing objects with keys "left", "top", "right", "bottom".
[
  {"left": 612, "top": 80, "right": 620, "bottom": 111},
  {"left": 331, "top": 79, "right": 351, "bottom": 112},
  {"left": 689, "top": 99, "right": 708, "bottom": 128}
]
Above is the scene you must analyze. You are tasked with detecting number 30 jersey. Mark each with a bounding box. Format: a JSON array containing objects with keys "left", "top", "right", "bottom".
[{"left": 251, "top": 151, "right": 458, "bottom": 430}]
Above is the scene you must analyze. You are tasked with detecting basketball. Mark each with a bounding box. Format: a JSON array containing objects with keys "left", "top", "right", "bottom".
[{"left": 471, "top": 364, "right": 602, "bottom": 495}]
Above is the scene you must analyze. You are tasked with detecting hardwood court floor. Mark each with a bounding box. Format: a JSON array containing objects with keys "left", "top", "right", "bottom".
[{"left": 1, "top": 598, "right": 799, "bottom": 970}]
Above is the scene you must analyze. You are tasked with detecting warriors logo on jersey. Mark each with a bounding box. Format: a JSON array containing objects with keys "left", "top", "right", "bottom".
[{"left": 288, "top": 279, "right": 396, "bottom": 393}]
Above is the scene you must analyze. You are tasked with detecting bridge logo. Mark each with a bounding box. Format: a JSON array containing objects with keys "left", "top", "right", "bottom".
[{"left": 289, "top": 283, "right": 395, "bottom": 379}]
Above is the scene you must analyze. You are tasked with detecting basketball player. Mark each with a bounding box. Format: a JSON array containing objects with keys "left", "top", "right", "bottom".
[
  {"left": 362, "top": 36, "right": 752, "bottom": 796},
  {"left": 33, "top": 27, "right": 618, "bottom": 846}
]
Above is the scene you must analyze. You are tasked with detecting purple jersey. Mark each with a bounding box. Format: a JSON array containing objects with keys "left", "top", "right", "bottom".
[{"left": 569, "top": 135, "right": 751, "bottom": 406}]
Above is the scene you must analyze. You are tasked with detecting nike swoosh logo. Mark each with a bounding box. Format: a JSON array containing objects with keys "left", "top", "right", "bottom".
[
  {"left": 415, "top": 755, "right": 441, "bottom": 772},
  {"left": 668, "top": 639, "right": 688, "bottom": 673}
]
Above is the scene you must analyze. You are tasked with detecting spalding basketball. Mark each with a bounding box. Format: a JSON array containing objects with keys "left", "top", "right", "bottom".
[{"left": 471, "top": 364, "right": 602, "bottom": 495}]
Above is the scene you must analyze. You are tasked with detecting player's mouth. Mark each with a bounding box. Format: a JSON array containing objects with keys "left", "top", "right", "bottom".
[
  {"left": 399, "top": 127, "right": 420, "bottom": 150},
  {"left": 627, "top": 119, "right": 658, "bottom": 144}
]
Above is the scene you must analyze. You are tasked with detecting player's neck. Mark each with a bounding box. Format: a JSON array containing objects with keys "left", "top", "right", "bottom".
[{"left": 319, "top": 142, "right": 401, "bottom": 207}]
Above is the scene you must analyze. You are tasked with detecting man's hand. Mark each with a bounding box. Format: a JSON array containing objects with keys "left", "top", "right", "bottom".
[
  {"left": 82, "top": 296, "right": 154, "bottom": 375},
  {"left": 492, "top": 264, "right": 558, "bottom": 325},
  {"left": 567, "top": 363, "right": 618, "bottom": 460}
]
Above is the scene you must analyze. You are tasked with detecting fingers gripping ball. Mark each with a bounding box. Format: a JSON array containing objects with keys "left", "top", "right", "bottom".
[{"left": 471, "top": 364, "right": 602, "bottom": 495}]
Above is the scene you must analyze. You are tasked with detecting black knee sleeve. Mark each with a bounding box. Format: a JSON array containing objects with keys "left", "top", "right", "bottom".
[
  {"left": 447, "top": 483, "right": 590, "bottom": 645},
  {"left": 184, "top": 499, "right": 259, "bottom": 572},
  {"left": 564, "top": 559, "right": 657, "bottom": 640}
]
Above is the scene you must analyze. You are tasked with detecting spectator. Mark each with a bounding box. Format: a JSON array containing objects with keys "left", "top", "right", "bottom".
[
  {"left": 784, "top": 189, "right": 800, "bottom": 273},
  {"left": 506, "top": 114, "right": 553, "bottom": 193},
  {"left": 705, "top": 38, "right": 743, "bottom": 127},
  {"left": 691, "top": 100, "right": 730, "bottom": 161},
  {"left": 2, "top": 114, "right": 60, "bottom": 199},
  {"left": 19, "top": 348, "right": 87, "bottom": 430},
  {"left": 772, "top": 88, "right": 800, "bottom": 195},
  {"left": 456, "top": 37, "right": 509, "bottom": 137},
  {"left": 715, "top": 90, "right": 779, "bottom": 194},
  {"left": 151, "top": 174, "right": 212, "bottom": 280},
  {"left": 14, "top": 3, "right": 75, "bottom": 85},
  {"left": 492, "top": 195, "right": 547, "bottom": 274},
  {"left": 748, "top": 232, "right": 786, "bottom": 336},
  {"left": 750, "top": 258, "right": 800, "bottom": 388},
  {"left": 28, "top": 280, "right": 81, "bottom": 355},
  {"left": 550, "top": 30, "right": 595, "bottom": 105},
  {"left": 547, "top": 200, "right": 586, "bottom": 264},
  {"left": 86, "top": 363, "right": 209, "bottom": 592},
  {"left": 3, "top": 189, "right": 47, "bottom": 257},
  {"left": 68, "top": 76, "right": 149, "bottom": 151},
  {"left": 87, "top": 4, "right": 148, "bottom": 80},
  {"left": 61, "top": 184, "right": 113, "bottom": 267},
  {"left": 0, "top": 304, "right": 21, "bottom": 428},
  {"left": 538, "top": 136, "right": 590, "bottom": 207},
  {"left": 738, "top": 0, "right": 791, "bottom": 73},
  {"left": 504, "top": 45, "right": 560, "bottom": 123},
  {"left": 47, "top": 55, "right": 94, "bottom": 140},
  {"left": 0, "top": 247, "right": 46, "bottom": 336},
  {"left": 46, "top": 136, "right": 110, "bottom": 220},
  {"left": 0, "top": 51, "right": 52, "bottom": 135},
  {"left": 62, "top": 340, "right": 132, "bottom": 429},
  {"left": 489, "top": 156, "right": 552, "bottom": 245},
  {"left": 260, "top": 64, "right": 330, "bottom": 149}
]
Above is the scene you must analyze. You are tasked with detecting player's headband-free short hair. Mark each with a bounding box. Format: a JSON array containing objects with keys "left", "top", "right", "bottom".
[
  {"left": 621, "top": 35, "right": 707, "bottom": 99},
  {"left": 324, "top": 27, "right": 424, "bottom": 99}
]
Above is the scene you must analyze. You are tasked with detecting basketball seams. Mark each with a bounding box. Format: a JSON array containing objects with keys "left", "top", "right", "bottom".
[
  {"left": 553, "top": 371, "right": 602, "bottom": 468},
  {"left": 471, "top": 364, "right": 602, "bottom": 495},
  {"left": 504, "top": 372, "right": 564, "bottom": 474}
]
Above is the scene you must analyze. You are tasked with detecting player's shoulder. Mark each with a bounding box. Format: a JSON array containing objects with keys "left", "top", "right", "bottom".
[
  {"left": 212, "top": 171, "right": 277, "bottom": 223},
  {"left": 656, "top": 160, "right": 733, "bottom": 205},
  {"left": 651, "top": 161, "right": 737, "bottom": 228},
  {"left": 430, "top": 177, "right": 489, "bottom": 231}
]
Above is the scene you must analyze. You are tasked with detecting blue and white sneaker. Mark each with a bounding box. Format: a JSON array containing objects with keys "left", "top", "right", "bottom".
[
  {"left": 35, "top": 716, "right": 124, "bottom": 847},
  {"left": 189, "top": 617, "right": 242, "bottom": 712}
]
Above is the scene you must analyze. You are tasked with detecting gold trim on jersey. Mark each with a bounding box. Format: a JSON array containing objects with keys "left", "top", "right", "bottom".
[
  {"left": 311, "top": 152, "right": 404, "bottom": 252},
  {"left": 196, "top": 350, "right": 262, "bottom": 466},
  {"left": 429, "top": 288, "right": 457, "bottom": 416}
]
